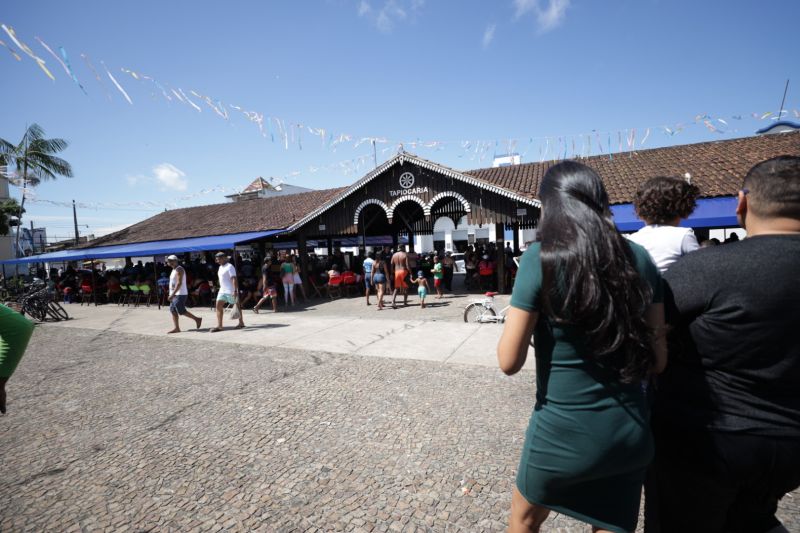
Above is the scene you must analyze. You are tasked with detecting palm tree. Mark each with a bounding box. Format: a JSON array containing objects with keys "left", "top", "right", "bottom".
[{"left": 0, "top": 124, "right": 73, "bottom": 255}]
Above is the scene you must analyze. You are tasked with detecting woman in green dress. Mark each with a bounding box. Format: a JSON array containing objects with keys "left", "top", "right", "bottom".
[
  {"left": 498, "top": 161, "right": 667, "bottom": 533},
  {"left": 0, "top": 303, "right": 35, "bottom": 414}
]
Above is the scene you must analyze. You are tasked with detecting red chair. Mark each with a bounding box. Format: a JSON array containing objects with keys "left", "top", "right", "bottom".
[
  {"left": 341, "top": 271, "right": 358, "bottom": 296},
  {"left": 79, "top": 285, "right": 93, "bottom": 306},
  {"left": 327, "top": 274, "right": 343, "bottom": 300}
]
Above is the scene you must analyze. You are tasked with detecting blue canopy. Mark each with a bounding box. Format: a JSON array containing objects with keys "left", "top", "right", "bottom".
[
  {"left": 612, "top": 197, "right": 739, "bottom": 232},
  {"left": 1, "top": 230, "right": 285, "bottom": 265}
]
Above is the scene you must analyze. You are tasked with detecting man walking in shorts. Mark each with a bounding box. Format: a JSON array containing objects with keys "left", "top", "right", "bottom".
[
  {"left": 362, "top": 251, "right": 375, "bottom": 306},
  {"left": 651, "top": 156, "right": 800, "bottom": 533},
  {"left": 212, "top": 252, "right": 245, "bottom": 332},
  {"left": 166, "top": 255, "right": 202, "bottom": 333},
  {"left": 390, "top": 244, "right": 410, "bottom": 308}
]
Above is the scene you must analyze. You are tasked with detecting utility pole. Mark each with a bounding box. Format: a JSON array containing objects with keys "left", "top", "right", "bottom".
[
  {"left": 73, "top": 199, "right": 79, "bottom": 245},
  {"left": 30, "top": 220, "right": 34, "bottom": 254},
  {"left": 372, "top": 139, "right": 377, "bottom": 169}
]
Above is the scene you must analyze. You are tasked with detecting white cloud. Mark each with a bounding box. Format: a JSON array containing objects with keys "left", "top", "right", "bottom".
[
  {"left": 513, "top": 0, "right": 537, "bottom": 18},
  {"left": 513, "top": 0, "right": 570, "bottom": 33},
  {"left": 359, "top": 0, "right": 422, "bottom": 33},
  {"left": 153, "top": 163, "right": 188, "bottom": 191},
  {"left": 126, "top": 163, "right": 188, "bottom": 191},
  {"left": 482, "top": 23, "right": 497, "bottom": 48}
]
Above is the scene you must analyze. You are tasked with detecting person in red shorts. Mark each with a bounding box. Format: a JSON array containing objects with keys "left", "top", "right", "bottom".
[
  {"left": 432, "top": 255, "right": 444, "bottom": 299},
  {"left": 390, "top": 245, "right": 411, "bottom": 309}
]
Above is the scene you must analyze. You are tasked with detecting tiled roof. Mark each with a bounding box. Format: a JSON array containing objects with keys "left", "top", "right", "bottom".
[
  {"left": 465, "top": 132, "right": 800, "bottom": 205},
  {"left": 83, "top": 187, "right": 345, "bottom": 247}
]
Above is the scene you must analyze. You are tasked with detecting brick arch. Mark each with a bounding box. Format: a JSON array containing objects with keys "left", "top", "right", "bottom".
[
  {"left": 353, "top": 198, "right": 390, "bottom": 225},
  {"left": 427, "top": 191, "right": 471, "bottom": 214},
  {"left": 387, "top": 195, "right": 428, "bottom": 219}
]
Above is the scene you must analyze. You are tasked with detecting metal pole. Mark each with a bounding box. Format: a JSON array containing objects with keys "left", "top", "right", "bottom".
[
  {"left": 90, "top": 259, "right": 97, "bottom": 306},
  {"left": 73, "top": 200, "right": 79, "bottom": 245},
  {"left": 154, "top": 259, "right": 160, "bottom": 310},
  {"left": 372, "top": 139, "right": 377, "bottom": 168}
]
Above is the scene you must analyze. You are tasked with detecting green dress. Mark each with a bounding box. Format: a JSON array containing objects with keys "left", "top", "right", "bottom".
[{"left": 510, "top": 242, "right": 662, "bottom": 533}]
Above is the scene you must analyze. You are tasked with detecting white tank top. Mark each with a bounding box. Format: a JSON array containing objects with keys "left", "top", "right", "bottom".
[{"left": 169, "top": 266, "right": 189, "bottom": 295}]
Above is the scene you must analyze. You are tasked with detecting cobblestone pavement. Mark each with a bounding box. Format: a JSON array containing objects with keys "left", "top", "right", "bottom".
[{"left": 1, "top": 327, "right": 797, "bottom": 532}]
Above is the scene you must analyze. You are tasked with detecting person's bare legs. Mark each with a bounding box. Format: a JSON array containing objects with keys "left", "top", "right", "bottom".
[
  {"left": 509, "top": 487, "right": 550, "bottom": 533},
  {"left": 168, "top": 311, "right": 180, "bottom": 334},
  {"left": 365, "top": 284, "right": 371, "bottom": 305},
  {"left": 212, "top": 299, "right": 224, "bottom": 331},
  {"left": 182, "top": 309, "right": 202, "bottom": 329},
  {"left": 253, "top": 296, "right": 266, "bottom": 313},
  {"left": 376, "top": 284, "right": 385, "bottom": 309},
  {"left": 235, "top": 301, "right": 245, "bottom": 328}
]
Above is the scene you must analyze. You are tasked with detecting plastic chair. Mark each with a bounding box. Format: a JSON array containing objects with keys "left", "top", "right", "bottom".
[
  {"left": 138, "top": 284, "right": 153, "bottom": 307},
  {"left": 79, "top": 285, "right": 93, "bottom": 306},
  {"left": 327, "top": 275, "right": 343, "bottom": 300},
  {"left": 128, "top": 285, "right": 141, "bottom": 306}
]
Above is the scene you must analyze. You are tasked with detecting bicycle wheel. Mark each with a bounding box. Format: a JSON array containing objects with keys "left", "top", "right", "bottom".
[
  {"left": 49, "top": 301, "right": 70, "bottom": 321},
  {"left": 23, "top": 300, "right": 46, "bottom": 322},
  {"left": 464, "top": 302, "right": 496, "bottom": 323}
]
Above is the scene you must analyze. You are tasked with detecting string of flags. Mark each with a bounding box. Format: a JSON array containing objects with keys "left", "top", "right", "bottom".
[
  {"left": 2, "top": 21, "right": 798, "bottom": 172},
  {"left": 8, "top": 151, "right": 377, "bottom": 211}
]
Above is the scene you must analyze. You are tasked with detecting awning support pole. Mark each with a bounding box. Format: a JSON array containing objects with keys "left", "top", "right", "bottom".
[
  {"left": 155, "top": 259, "right": 161, "bottom": 310},
  {"left": 90, "top": 259, "right": 98, "bottom": 306}
]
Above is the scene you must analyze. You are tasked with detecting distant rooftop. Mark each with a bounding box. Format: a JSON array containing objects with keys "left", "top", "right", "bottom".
[{"left": 226, "top": 176, "right": 314, "bottom": 201}]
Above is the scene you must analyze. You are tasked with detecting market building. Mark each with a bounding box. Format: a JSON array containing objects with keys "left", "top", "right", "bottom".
[{"left": 3, "top": 131, "right": 799, "bottom": 294}]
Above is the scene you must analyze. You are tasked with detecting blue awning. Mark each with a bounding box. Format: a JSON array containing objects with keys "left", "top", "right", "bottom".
[
  {"left": 1, "top": 230, "right": 286, "bottom": 265},
  {"left": 612, "top": 197, "right": 740, "bottom": 232}
]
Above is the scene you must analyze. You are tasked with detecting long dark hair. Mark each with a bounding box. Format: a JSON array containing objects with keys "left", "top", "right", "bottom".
[{"left": 538, "top": 161, "right": 653, "bottom": 383}]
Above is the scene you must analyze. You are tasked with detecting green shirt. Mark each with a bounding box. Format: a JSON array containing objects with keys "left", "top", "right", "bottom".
[{"left": 432, "top": 263, "right": 443, "bottom": 279}]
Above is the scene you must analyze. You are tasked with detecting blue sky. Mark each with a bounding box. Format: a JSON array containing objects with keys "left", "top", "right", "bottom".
[{"left": 1, "top": 0, "right": 798, "bottom": 242}]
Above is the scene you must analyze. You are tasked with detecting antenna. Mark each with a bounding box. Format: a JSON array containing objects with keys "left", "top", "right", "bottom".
[{"left": 778, "top": 79, "right": 790, "bottom": 120}]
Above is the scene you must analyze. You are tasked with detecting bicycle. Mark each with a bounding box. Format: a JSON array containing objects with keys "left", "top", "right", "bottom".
[
  {"left": 5, "top": 282, "right": 70, "bottom": 322},
  {"left": 463, "top": 292, "right": 509, "bottom": 324}
]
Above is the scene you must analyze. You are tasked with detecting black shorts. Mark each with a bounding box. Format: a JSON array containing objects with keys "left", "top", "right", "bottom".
[{"left": 648, "top": 419, "right": 800, "bottom": 533}]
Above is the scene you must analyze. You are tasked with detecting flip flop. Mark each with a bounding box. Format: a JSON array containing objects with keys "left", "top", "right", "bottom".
[
  {"left": 234, "top": 324, "right": 245, "bottom": 329},
  {"left": 210, "top": 327, "right": 222, "bottom": 333},
  {"left": 195, "top": 317, "right": 203, "bottom": 330}
]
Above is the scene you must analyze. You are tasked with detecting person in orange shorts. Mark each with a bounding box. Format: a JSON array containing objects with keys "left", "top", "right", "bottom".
[{"left": 390, "top": 244, "right": 411, "bottom": 309}]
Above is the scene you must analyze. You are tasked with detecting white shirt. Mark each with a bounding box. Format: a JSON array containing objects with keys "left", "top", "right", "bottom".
[
  {"left": 217, "top": 263, "right": 237, "bottom": 295},
  {"left": 627, "top": 225, "right": 700, "bottom": 273},
  {"left": 169, "top": 266, "right": 188, "bottom": 296}
]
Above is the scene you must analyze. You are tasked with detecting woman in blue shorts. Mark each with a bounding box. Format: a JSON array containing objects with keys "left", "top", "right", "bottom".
[{"left": 371, "top": 256, "right": 389, "bottom": 310}]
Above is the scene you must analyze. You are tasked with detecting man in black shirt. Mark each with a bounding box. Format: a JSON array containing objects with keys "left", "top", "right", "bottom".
[{"left": 651, "top": 156, "right": 800, "bottom": 533}]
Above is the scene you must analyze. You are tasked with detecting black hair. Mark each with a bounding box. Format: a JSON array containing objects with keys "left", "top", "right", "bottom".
[
  {"left": 367, "top": 251, "right": 375, "bottom": 259},
  {"left": 538, "top": 161, "right": 654, "bottom": 383},
  {"left": 633, "top": 176, "right": 699, "bottom": 224},
  {"left": 743, "top": 155, "right": 800, "bottom": 219}
]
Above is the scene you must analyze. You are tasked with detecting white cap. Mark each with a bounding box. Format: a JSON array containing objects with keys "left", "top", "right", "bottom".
[{"left": 166, "top": 255, "right": 179, "bottom": 262}]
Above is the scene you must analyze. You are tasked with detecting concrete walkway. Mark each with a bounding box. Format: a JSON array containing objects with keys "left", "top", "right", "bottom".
[{"left": 46, "top": 301, "right": 526, "bottom": 367}]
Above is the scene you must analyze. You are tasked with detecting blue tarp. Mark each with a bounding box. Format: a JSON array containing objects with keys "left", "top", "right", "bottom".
[
  {"left": 612, "top": 197, "right": 739, "bottom": 232},
  {"left": 0, "top": 230, "right": 285, "bottom": 265}
]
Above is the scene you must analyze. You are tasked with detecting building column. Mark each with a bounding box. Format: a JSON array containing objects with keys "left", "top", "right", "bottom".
[
  {"left": 392, "top": 233, "right": 398, "bottom": 250},
  {"left": 326, "top": 237, "right": 333, "bottom": 257},
  {"left": 512, "top": 222, "right": 520, "bottom": 255},
  {"left": 495, "top": 223, "right": 506, "bottom": 294},
  {"left": 407, "top": 231, "right": 415, "bottom": 253}
]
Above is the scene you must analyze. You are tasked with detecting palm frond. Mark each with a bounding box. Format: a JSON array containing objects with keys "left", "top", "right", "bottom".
[
  {"left": 26, "top": 154, "right": 73, "bottom": 179},
  {"left": 29, "top": 136, "right": 69, "bottom": 155}
]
